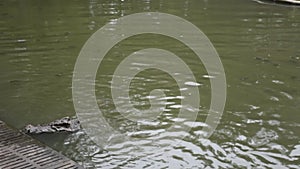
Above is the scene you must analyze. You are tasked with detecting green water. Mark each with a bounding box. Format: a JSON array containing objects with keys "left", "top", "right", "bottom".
[{"left": 0, "top": 0, "right": 300, "bottom": 168}]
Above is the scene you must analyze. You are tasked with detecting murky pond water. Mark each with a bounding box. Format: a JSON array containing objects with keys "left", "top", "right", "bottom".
[{"left": 1, "top": 0, "right": 300, "bottom": 168}]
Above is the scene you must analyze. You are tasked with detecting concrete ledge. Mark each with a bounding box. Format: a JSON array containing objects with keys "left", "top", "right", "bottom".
[
  {"left": 0, "top": 120, "right": 83, "bottom": 169},
  {"left": 276, "top": 0, "right": 300, "bottom": 4}
]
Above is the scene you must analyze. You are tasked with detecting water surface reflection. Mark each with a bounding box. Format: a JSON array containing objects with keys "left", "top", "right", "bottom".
[{"left": 0, "top": 0, "right": 299, "bottom": 168}]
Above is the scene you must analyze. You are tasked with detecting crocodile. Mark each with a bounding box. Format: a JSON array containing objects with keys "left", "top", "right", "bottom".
[{"left": 24, "top": 116, "right": 80, "bottom": 134}]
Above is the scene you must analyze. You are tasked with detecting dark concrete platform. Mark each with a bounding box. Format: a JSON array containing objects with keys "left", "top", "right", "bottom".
[
  {"left": 274, "top": 0, "right": 300, "bottom": 4},
  {"left": 0, "top": 120, "right": 83, "bottom": 169}
]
